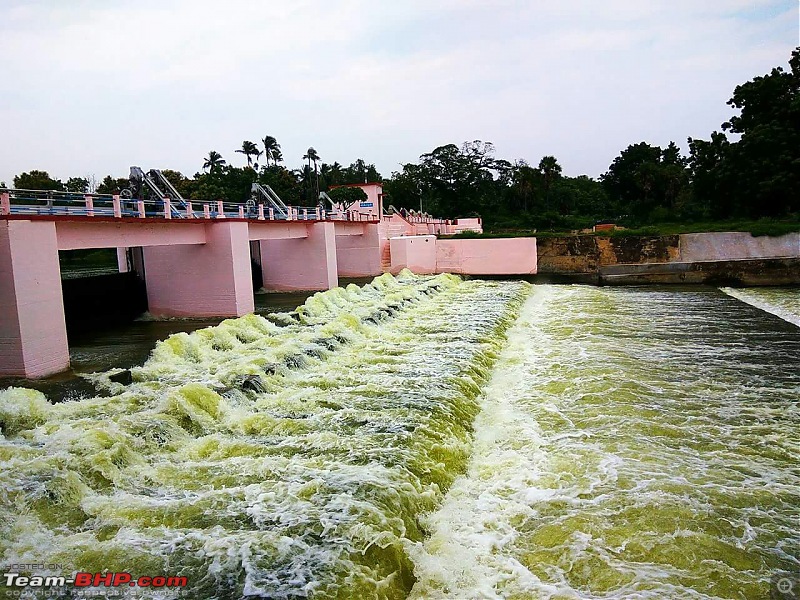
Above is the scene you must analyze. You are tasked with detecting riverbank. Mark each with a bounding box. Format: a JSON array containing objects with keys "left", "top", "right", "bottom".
[{"left": 535, "top": 231, "right": 800, "bottom": 285}]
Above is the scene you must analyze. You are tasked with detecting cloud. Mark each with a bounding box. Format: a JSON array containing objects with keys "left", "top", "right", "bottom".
[{"left": 0, "top": 0, "right": 796, "bottom": 186}]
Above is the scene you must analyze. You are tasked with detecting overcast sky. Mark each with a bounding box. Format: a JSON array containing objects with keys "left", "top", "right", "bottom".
[{"left": 0, "top": 0, "right": 797, "bottom": 186}]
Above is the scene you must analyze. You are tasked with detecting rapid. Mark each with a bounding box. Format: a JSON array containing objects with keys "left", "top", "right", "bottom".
[{"left": 1, "top": 276, "right": 797, "bottom": 599}]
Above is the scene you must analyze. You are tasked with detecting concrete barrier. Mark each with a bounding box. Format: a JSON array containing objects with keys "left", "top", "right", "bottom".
[
  {"left": 679, "top": 232, "right": 800, "bottom": 262},
  {"left": 389, "top": 236, "right": 538, "bottom": 275},
  {"left": 390, "top": 235, "right": 437, "bottom": 274}
]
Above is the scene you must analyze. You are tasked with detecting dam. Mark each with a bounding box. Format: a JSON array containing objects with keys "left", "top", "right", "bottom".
[
  {"left": 1, "top": 188, "right": 798, "bottom": 599},
  {"left": 0, "top": 186, "right": 536, "bottom": 378}
]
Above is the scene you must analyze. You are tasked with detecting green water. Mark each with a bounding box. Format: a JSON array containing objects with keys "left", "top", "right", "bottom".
[
  {"left": 412, "top": 285, "right": 800, "bottom": 599},
  {"left": 0, "top": 272, "right": 527, "bottom": 598},
  {"left": 721, "top": 286, "right": 800, "bottom": 328},
  {"left": 0, "top": 278, "right": 798, "bottom": 599}
]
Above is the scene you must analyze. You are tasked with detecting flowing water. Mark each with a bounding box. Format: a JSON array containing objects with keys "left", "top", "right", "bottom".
[
  {"left": 411, "top": 285, "right": 800, "bottom": 599},
  {"left": 721, "top": 287, "right": 800, "bottom": 328},
  {"left": 0, "top": 277, "right": 798, "bottom": 599}
]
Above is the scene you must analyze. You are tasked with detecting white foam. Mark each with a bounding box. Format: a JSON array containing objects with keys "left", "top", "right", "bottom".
[{"left": 721, "top": 287, "right": 800, "bottom": 327}]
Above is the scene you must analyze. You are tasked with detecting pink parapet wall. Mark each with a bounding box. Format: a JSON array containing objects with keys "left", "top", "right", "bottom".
[
  {"left": 389, "top": 235, "right": 437, "bottom": 274},
  {"left": 260, "top": 222, "right": 339, "bottom": 290},
  {"left": 0, "top": 220, "right": 70, "bottom": 378},
  {"left": 335, "top": 222, "right": 382, "bottom": 277},
  {"left": 144, "top": 221, "right": 255, "bottom": 317},
  {"left": 389, "top": 235, "right": 537, "bottom": 275},
  {"left": 436, "top": 238, "right": 537, "bottom": 274}
]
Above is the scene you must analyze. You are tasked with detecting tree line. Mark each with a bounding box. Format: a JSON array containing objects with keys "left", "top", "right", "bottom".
[{"left": 8, "top": 47, "right": 798, "bottom": 230}]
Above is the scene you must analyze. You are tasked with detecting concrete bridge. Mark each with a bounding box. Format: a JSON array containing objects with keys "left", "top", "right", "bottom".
[{"left": 0, "top": 187, "right": 537, "bottom": 378}]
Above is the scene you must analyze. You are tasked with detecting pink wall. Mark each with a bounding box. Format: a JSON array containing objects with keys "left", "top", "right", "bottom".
[
  {"left": 260, "top": 222, "right": 338, "bottom": 290},
  {"left": 388, "top": 235, "right": 537, "bottom": 275},
  {"left": 390, "top": 235, "right": 437, "bottom": 274},
  {"left": 248, "top": 221, "right": 310, "bottom": 240},
  {"left": 55, "top": 220, "right": 206, "bottom": 250},
  {"left": 144, "top": 221, "right": 254, "bottom": 317},
  {"left": 452, "top": 217, "right": 483, "bottom": 233},
  {"left": 335, "top": 223, "right": 382, "bottom": 277},
  {"left": 0, "top": 220, "right": 70, "bottom": 378},
  {"left": 436, "top": 238, "right": 537, "bottom": 274}
]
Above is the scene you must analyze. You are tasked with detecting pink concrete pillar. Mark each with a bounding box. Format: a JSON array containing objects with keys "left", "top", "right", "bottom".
[
  {"left": 84, "top": 194, "right": 94, "bottom": 216},
  {"left": 186, "top": 202, "right": 194, "bottom": 218},
  {"left": 204, "top": 203, "right": 211, "bottom": 219},
  {"left": 258, "top": 204, "right": 265, "bottom": 220},
  {"left": 1, "top": 192, "right": 10, "bottom": 216},
  {"left": 216, "top": 200, "right": 225, "bottom": 218},
  {"left": 163, "top": 198, "right": 171, "bottom": 219},
  {"left": 268, "top": 207, "right": 274, "bottom": 220},
  {"left": 137, "top": 200, "right": 145, "bottom": 218},
  {"left": 0, "top": 220, "right": 70, "bottom": 377},
  {"left": 260, "top": 221, "right": 338, "bottom": 291},
  {"left": 335, "top": 223, "right": 382, "bottom": 277},
  {"left": 238, "top": 206, "right": 245, "bottom": 219},
  {"left": 287, "top": 206, "right": 293, "bottom": 221},
  {"left": 117, "top": 248, "right": 129, "bottom": 273},
  {"left": 113, "top": 195, "right": 121, "bottom": 218},
  {"left": 143, "top": 221, "right": 254, "bottom": 318}
]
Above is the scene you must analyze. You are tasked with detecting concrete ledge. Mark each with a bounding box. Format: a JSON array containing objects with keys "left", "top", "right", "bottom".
[{"left": 599, "top": 258, "right": 800, "bottom": 286}]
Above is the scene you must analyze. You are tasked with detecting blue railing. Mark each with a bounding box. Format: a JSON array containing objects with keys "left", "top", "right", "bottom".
[{"left": 0, "top": 189, "right": 378, "bottom": 222}]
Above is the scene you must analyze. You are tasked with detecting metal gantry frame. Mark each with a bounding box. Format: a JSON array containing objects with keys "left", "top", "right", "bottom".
[
  {"left": 250, "top": 183, "right": 289, "bottom": 218},
  {"left": 126, "top": 167, "right": 186, "bottom": 218}
]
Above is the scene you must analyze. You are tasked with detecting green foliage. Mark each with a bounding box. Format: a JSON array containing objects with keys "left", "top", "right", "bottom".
[
  {"left": 327, "top": 186, "right": 368, "bottom": 210},
  {"left": 258, "top": 165, "right": 302, "bottom": 205},
  {"left": 235, "top": 141, "right": 262, "bottom": 167},
  {"left": 95, "top": 175, "right": 129, "bottom": 195},
  {"left": 689, "top": 47, "right": 799, "bottom": 219},
  {"left": 64, "top": 177, "right": 89, "bottom": 193},
  {"left": 191, "top": 165, "right": 257, "bottom": 202},
  {"left": 261, "top": 136, "right": 282, "bottom": 167},
  {"left": 202, "top": 150, "right": 226, "bottom": 173},
  {"left": 600, "top": 141, "right": 691, "bottom": 221},
  {"left": 14, "top": 170, "right": 63, "bottom": 190}
]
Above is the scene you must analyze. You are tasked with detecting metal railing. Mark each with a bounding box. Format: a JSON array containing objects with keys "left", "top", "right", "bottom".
[{"left": 0, "top": 189, "right": 380, "bottom": 223}]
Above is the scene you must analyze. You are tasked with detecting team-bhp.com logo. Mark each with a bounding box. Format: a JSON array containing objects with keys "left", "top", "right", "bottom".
[{"left": 3, "top": 571, "right": 187, "bottom": 593}]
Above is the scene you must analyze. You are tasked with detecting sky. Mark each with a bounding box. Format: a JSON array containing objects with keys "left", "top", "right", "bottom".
[{"left": 0, "top": 0, "right": 797, "bottom": 186}]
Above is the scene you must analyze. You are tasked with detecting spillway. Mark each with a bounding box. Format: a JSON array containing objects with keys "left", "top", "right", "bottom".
[
  {"left": 721, "top": 286, "right": 800, "bottom": 328},
  {"left": 0, "top": 271, "right": 528, "bottom": 599},
  {"left": 410, "top": 285, "right": 799, "bottom": 599},
  {"left": 1, "top": 279, "right": 798, "bottom": 599}
]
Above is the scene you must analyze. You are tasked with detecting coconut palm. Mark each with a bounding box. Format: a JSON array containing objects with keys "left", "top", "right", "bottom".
[
  {"left": 202, "top": 150, "right": 226, "bottom": 172},
  {"left": 236, "top": 141, "right": 262, "bottom": 168},
  {"left": 262, "top": 136, "right": 282, "bottom": 167},
  {"left": 303, "top": 147, "right": 321, "bottom": 200},
  {"left": 328, "top": 161, "right": 343, "bottom": 185}
]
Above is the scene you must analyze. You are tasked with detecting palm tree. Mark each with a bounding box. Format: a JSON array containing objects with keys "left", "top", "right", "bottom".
[
  {"left": 329, "top": 161, "right": 343, "bottom": 185},
  {"left": 319, "top": 163, "right": 331, "bottom": 190},
  {"left": 538, "top": 155, "right": 562, "bottom": 204},
  {"left": 303, "top": 147, "right": 321, "bottom": 201},
  {"left": 236, "top": 141, "right": 262, "bottom": 168},
  {"left": 202, "top": 150, "right": 226, "bottom": 173},
  {"left": 262, "top": 136, "right": 281, "bottom": 167}
]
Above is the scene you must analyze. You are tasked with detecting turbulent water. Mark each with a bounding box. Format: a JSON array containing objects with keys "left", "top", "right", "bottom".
[
  {"left": 1, "top": 278, "right": 798, "bottom": 599},
  {"left": 411, "top": 285, "right": 800, "bottom": 599},
  {"left": 721, "top": 287, "right": 800, "bottom": 328},
  {"left": 0, "top": 271, "right": 527, "bottom": 599}
]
